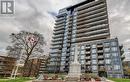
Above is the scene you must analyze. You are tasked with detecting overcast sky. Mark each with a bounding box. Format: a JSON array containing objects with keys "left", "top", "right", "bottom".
[{"left": 0, "top": 0, "right": 130, "bottom": 59}]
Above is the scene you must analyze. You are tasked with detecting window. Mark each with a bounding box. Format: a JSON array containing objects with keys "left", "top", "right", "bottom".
[
  {"left": 72, "top": 34, "right": 76, "bottom": 38},
  {"left": 72, "top": 38, "right": 75, "bottom": 42},
  {"left": 73, "top": 26, "right": 76, "bottom": 29},
  {"left": 112, "top": 53, "right": 118, "bottom": 57},
  {"left": 111, "top": 47, "right": 118, "bottom": 51},
  {"left": 81, "top": 45, "right": 85, "bottom": 49},
  {"left": 92, "top": 54, "right": 97, "bottom": 59},
  {"left": 62, "top": 52, "right": 66, "bottom": 56},
  {"left": 107, "top": 66, "right": 112, "bottom": 71},
  {"left": 64, "top": 32, "right": 68, "bottom": 36},
  {"left": 105, "top": 59, "right": 111, "bottom": 64},
  {"left": 92, "top": 49, "right": 96, "bottom": 53},
  {"left": 70, "top": 56, "right": 74, "bottom": 61},
  {"left": 71, "top": 47, "right": 75, "bottom": 51},
  {"left": 73, "top": 19, "right": 76, "bottom": 23},
  {"left": 72, "top": 30, "right": 76, "bottom": 34},
  {"left": 64, "top": 36, "right": 67, "bottom": 39},
  {"left": 80, "top": 55, "right": 85, "bottom": 59},
  {"left": 61, "top": 61, "right": 65, "bottom": 65},
  {"left": 104, "top": 42, "right": 110, "bottom": 46},
  {"left": 92, "top": 60, "right": 97, "bottom": 64},
  {"left": 63, "top": 40, "right": 67, "bottom": 43},
  {"left": 71, "top": 52, "right": 74, "bottom": 55},
  {"left": 92, "top": 44, "right": 96, "bottom": 48},
  {"left": 63, "top": 44, "right": 67, "bottom": 47},
  {"left": 104, "top": 48, "right": 110, "bottom": 52},
  {"left": 80, "top": 50, "right": 85, "bottom": 54},
  {"left": 81, "top": 60, "right": 85, "bottom": 64},
  {"left": 114, "top": 65, "right": 120, "bottom": 70},
  {"left": 113, "top": 58, "right": 119, "bottom": 62},
  {"left": 111, "top": 41, "right": 117, "bottom": 46},
  {"left": 92, "top": 66, "right": 97, "bottom": 70},
  {"left": 105, "top": 53, "right": 111, "bottom": 58}
]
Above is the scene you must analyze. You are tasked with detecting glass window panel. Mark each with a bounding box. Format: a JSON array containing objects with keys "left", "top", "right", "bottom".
[
  {"left": 114, "top": 65, "right": 120, "bottom": 70},
  {"left": 92, "top": 44, "right": 96, "bottom": 48},
  {"left": 81, "top": 50, "right": 85, "bottom": 54},
  {"left": 92, "top": 60, "right": 97, "bottom": 64},
  {"left": 104, "top": 48, "right": 110, "bottom": 52},
  {"left": 81, "top": 45, "right": 85, "bottom": 49},
  {"left": 92, "top": 54, "right": 97, "bottom": 59},
  {"left": 92, "top": 66, "right": 97, "bottom": 70},
  {"left": 111, "top": 47, "right": 118, "bottom": 51},
  {"left": 111, "top": 41, "right": 117, "bottom": 46},
  {"left": 105, "top": 59, "right": 111, "bottom": 64},
  {"left": 104, "top": 42, "right": 110, "bottom": 46},
  {"left": 81, "top": 60, "right": 85, "bottom": 64},
  {"left": 105, "top": 53, "right": 111, "bottom": 58},
  {"left": 92, "top": 49, "right": 96, "bottom": 53},
  {"left": 80, "top": 55, "right": 85, "bottom": 59},
  {"left": 112, "top": 53, "right": 118, "bottom": 57}
]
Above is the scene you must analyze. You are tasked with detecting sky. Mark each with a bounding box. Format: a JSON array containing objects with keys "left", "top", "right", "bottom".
[{"left": 0, "top": 0, "right": 130, "bottom": 59}]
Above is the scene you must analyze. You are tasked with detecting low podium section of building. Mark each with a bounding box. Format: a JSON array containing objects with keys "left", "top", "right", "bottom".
[{"left": 0, "top": 56, "right": 16, "bottom": 77}]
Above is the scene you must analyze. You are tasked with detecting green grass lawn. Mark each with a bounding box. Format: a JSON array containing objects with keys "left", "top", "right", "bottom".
[
  {"left": 109, "top": 78, "right": 130, "bottom": 82},
  {"left": 0, "top": 77, "right": 32, "bottom": 82}
]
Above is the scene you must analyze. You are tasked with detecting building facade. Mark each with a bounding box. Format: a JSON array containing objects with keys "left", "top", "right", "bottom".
[
  {"left": 48, "top": 0, "right": 124, "bottom": 78},
  {"left": 0, "top": 56, "right": 16, "bottom": 77}
]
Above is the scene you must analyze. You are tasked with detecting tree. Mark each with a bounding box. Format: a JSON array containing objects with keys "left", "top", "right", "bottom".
[{"left": 6, "top": 31, "right": 46, "bottom": 76}]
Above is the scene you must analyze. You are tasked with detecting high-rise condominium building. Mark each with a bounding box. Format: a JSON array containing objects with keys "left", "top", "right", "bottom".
[{"left": 48, "top": 0, "right": 124, "bottom": 78}]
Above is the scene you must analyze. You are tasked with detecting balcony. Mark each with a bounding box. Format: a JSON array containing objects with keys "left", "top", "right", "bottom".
[
  {"left": 98, "top": 61, "right": 104, "bottom": 65},
  {"left": 77, "top": 7, "right": 107, "bottom": 19},
  {"left": 54, "top": 23, "right": 65, "bottom": 28},
  {"left": 54, "top": 26, "right": 64, "bottom": 31},
  {"left": 55, "top": 19, "right": 65, "bottom": 25},
  {"left": 50, "top": 45, "right": 62, "bottom": 49},
  {"left": 52, "top": 34, "right": 64, "bottom": 38},
  {"left": 98, "top": 56, "right": 104, "bottom": 59},
  {"left": 77, "top": 0, "right": 104, "bottom": 10},
  {"left": 97, "top": 45, "right": 103, "bottom": 48},
  {"left": 53, "top": 30, "right": 64, "bottom": 35},
  {"left": 51, "top": 41, "right": 62, "bottom": 45},
  {"left": 76, "top": 33, "right": 109, "bottom": 42},
  {"left": 98, "top": 50, "right": 103, "bottom": 53},
  {"left": 77, "top": 19, "right": 108, "bottom": 29},
  {"left": 77, "top": 24, "right": 108, "bottom": 33},
  {"left": 77, "top": 11, "right": 107, "bottom": 22},
  {"left": 76, "top": 28, "right": 109, "bottom": 38},
  {"left": 86, "top": 46, "right": 91, "bottom": 49},
  {"left": 86, "top": 61, "right": 91, "bottom": 65},
  {"left": 55, "top": 17, "right": 66, "bottom": 22},
  {"left": 50, "top": 50, "right": 62, "bottom": 54},
  {"left": 86, "top": 56, "right": 91, "bottom": 60},
  {"left": 78, "top": 3, "right": 106, "bottom": 15},
  {"left": 86, "top": 51, "right": 91, "bottom": 54},
  {"left": 77, "top": 15, "right": 107, "bottom": 26}
]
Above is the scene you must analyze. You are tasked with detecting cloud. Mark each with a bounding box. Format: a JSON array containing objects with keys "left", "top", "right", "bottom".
[{"left": 107, "top": 0, "right": 130, "bottom": 49}]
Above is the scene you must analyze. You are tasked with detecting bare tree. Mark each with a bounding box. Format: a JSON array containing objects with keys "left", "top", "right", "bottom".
[{"left": 6, "top": 31, "right": 46, "bottom": 76}]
